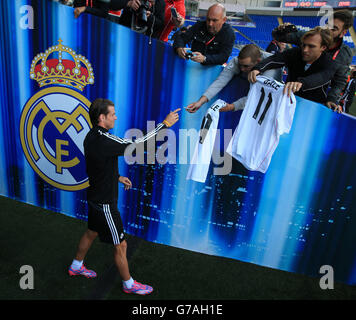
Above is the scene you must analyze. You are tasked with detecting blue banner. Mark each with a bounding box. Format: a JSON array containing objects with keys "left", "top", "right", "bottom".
[{"left": 1, "top": 0, "right": 356, "bottom": 285}]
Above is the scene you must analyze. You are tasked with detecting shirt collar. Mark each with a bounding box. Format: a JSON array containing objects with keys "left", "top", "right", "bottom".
[{"left": 95, "top": 125, "right": 108, "bottom": 133}]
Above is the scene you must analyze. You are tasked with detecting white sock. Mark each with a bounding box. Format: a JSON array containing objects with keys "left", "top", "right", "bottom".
[
  {"left": 71, "top": 259, "right": 83, "bottom": 270},
  {"left": 123, "top": 277, "right": 134, "bottom": 289}
]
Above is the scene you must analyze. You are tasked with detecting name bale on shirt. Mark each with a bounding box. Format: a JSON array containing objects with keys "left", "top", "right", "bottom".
[{"left": 264, "top": 79, "right": 280, "bottom": 90}]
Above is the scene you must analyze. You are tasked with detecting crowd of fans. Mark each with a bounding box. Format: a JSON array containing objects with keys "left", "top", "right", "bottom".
[
  {"left": 55, "top": 0, "right": 355, "bottom": 114},
  {"left": 57, "top": 0, "right": 186, "bottom": 42}
]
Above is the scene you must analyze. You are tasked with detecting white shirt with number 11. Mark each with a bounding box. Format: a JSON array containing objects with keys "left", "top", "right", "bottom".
[{"left": 227, "top": 75, "right": 296, "bottom": 173}]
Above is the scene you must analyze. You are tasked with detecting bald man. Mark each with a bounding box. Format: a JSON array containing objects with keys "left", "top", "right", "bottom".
[{"left": 173, "top": 4, "right": 235, "bottom": 65}]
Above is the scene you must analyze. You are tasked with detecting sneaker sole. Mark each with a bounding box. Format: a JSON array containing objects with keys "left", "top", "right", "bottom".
[
  {"left": 123, "top": 289, "right": 153, "bottom": 295},
  {"left": 68, "top": 271, "right": 97, "bottom": 278}
]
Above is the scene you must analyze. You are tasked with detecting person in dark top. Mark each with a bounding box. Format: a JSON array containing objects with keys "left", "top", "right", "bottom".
[
  {"left": 119, "top": 0, "right": 166, "bottom": 39},
  {"left": 173, "top": 3, "right": 235, "bottom": 65},
  {"left": 271, "top": 9, "right": 354, "bottom": 112},
  {"left": 68, "top": 98, "right": 180, "bottom": 295},
  {"left": 341, "top": 69, "right": 356, "bottom": 113},
  {"left": 249, "top": 27, "right": 337, "bottom": 105},
  {"left": 73, "top": 0, "right": 136, "bottom": 19}
]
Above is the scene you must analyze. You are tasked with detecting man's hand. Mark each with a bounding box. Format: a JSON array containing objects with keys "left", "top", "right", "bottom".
[
  {"left": 185, "top": 101, "right": 203, "bottom": 113},
  {"left": 248, "top": 70, "right": 260, "bottom": 83},
  {"left": 74, "top": 6, "right": 86, "bottom": 18},
  {"left": 176, "top": 48, "right": 187, "bottom": 59},
  {"left": 127, "top": 0, "right": 141, "bottom": 11},
  {"left": 163, "top": 108, "right": 181, "bottom": 127},
  {"left": 173, "top": 13, "right": 184, "bottom": 28},
  {"left": 326, "top": 101, "right": 343, "bottom": 113},
  {"left": 190, "top": 52, "right": 206, "bottom": 64},
  {"left": 119, "top": 176, "right": 132, "bottom": 190},
  {"left": 283, "top": 81, "right": 303, "bottom": 97},
  {"left": 185, "top": 96, "right": 208, "bottom": 113},
  {"left": 219, "top": 103, "right": 235, "bottom": 112}
]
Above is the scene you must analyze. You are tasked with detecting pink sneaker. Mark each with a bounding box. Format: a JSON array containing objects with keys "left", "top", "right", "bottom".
[
  {"left": 123, "top": 280, "right": 153, "bottom": 295},
  {"left": 68, "top": 264, "right": 97, "bottom": 278}
]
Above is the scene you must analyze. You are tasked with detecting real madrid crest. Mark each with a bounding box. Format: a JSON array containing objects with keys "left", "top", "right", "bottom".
[{"left": 20, "top": 39, "right": 94, "bottom": 191}]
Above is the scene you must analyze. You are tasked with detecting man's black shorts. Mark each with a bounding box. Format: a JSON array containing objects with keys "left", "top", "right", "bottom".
[{"left": 87, "top": 201, "right": 125, "bottom": 245}]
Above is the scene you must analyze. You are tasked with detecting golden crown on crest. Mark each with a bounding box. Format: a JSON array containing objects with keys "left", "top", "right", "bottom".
[{"left": 30, "top": 39, "right": 94, "bottom": 91}]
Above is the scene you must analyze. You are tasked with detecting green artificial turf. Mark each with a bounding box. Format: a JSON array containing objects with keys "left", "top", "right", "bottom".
[{"left": 1, "top": 195, "right": 356, "bottom": 301}]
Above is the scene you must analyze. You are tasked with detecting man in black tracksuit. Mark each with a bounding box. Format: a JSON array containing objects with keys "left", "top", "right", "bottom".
[
  {"left": 173, "top": 3, "right": 235, "bottom": 65},
  {"left": 271, "top": 9, "right": 354, "bottom": 111},
  {"left": 249, "top": 27, "right": 337, "bottom": 104},
  {"left": 73, "top": 0, "right": 129, "bottom": 19},
  {"left": 68, "top": 98, "right": 180, "bottom": 295}
]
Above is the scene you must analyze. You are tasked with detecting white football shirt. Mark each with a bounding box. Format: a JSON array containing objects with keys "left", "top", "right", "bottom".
[
  {"left": 186, "top": 99, "right": 226, "bottom": 183},
  {"left": 227, "top": 76, "right": 296, "bottom": 173}
]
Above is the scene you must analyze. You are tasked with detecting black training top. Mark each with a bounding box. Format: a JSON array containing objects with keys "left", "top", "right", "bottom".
[{"left": 84, "top": 123, "right": 165, "bottom": 204}]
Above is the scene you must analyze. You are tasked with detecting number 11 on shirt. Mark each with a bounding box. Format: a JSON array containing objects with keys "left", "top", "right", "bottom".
[{"left": 252, "top": 87, "right": 273, "bottom": 125}]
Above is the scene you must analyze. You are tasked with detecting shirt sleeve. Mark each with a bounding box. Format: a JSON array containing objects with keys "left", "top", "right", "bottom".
[
  {"left": 74, "top": 0, "right": 129, "bottom": 9},
  {"left": 233, "top": 96, "right": 248, "bottom": 111},
  {"left": 99, "top": 122, "right": 167, "bottom": 157},
  {"left": 254, "top": 50, "right": 288, "bottom": 73},
  {"left": 326, "top": 47, "right": 353, "bottom": 104},
  {"left": 297, "top": 62, "right": 337, "bottom": 92},
  {"left": 173, "top": 22, "right": 201, "bottom": 50},
  {"left": 276, "top": 93, "right": 296, "bottom": 135},
  {"left": 203, "top": 57, "right": 239, "bottom": 101}
]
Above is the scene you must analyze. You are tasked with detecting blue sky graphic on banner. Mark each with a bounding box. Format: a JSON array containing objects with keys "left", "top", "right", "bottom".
[{"left": 0, "top": 0, "right": 356, "bottom": 285}]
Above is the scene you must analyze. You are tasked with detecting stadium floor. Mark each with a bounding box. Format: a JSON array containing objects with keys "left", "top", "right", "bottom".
[{"left": 1, "top": 195, "right": 356, "bottom": 302}]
